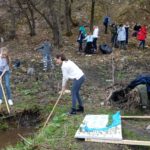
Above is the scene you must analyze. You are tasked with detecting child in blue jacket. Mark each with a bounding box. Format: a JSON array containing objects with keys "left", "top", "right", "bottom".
[{"left": 36, "top": 39, "right": 54, "bottom": 71}]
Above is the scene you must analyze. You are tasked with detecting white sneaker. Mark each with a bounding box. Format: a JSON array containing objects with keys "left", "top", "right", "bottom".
[
  {"left": 8, "top": 99, "right": 13, "bottom": 106},
  {"left": 0, "top": 99, "right": 2, "bottom": 105}
]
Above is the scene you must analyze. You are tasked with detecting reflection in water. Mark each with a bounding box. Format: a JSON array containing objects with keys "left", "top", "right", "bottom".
[{"left": 0, "top": 127, "right": 35, "bottom": 149}]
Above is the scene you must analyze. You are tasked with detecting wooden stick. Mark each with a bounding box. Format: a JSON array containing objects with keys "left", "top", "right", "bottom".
[
  {"left": 121, "top": 116, "right": 150, "bottom": 119},
  {"left": 43, "top": 92, "right": 63, "bottom": 128},
  {"left": 0, "top": 81, "right": 10, "bottom": 114},
  {"left": 85, "top": 139, "right": 150, "bottom": 146},
  {"left": 111, "top": 53, "right": 115, "bottom": 86},
  {"left": 18, "top": 133, "right": 32, "bottom": 145}
]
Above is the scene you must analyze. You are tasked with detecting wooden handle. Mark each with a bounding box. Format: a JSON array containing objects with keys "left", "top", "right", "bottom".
[
  {"left": 43, "top": 92, "right": 63, "bottom": 128},
  {"left": 0, "top": 81, "right": 10, "bottom": 114}
]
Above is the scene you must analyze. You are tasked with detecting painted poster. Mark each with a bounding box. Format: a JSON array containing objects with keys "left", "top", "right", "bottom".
[{"left": 75, "top": 111, "right": 122, "bottom": 140}]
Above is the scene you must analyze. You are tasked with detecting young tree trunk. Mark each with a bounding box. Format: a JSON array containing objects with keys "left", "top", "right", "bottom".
[
  {"left": 26, "top": 0, "right": 36, "bottom": 36},
  {"left": 65, "top": 0, "right": 72, "bottom": 36},
  {"left": 90, "top": 0, "right": 95, "bottom": 32}
]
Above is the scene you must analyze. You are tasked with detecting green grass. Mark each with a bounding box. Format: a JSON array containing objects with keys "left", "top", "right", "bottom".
[{"left": 0, "top": 122, "right": 9, "bottom": 131}]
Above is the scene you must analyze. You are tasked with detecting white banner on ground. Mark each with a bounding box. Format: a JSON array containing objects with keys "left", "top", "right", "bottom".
[{"left": 75, "top": 112, "right": 122, "bottom": 140}]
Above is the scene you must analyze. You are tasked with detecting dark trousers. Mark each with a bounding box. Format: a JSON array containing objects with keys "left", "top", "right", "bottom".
[
  {"left": 71, "top": 75, "right": 85, "bottom": 109},
  {"left": 119, "top": 41, "right": 126, "bottom": 50},
  {"left": 104, "top": 24, "right": 108, "bottom": 34},
  {"left": 93, "top": 38, "right": 97, "bottom": 50},
  {"left": 77, "top": 40, "right": 83, "bottom": 52},
  {"left": 111, "top": 34, "right": 117, "bottom": 47},
  {"left": 85, "top": 42, "right": 94, "bottom": 54},
  {"left": 139, "top": 40, "right": 145, "bottom": 49}
]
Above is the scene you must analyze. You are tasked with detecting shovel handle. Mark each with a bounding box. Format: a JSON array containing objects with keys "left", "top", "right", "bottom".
[
  {"left": 43, "top": 92, "right": 63, "bottom": 128},
  {"left": 0, "top": 81, "right": 10, "bottom": 114}
]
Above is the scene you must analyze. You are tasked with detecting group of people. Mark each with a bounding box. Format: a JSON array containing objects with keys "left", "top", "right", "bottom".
[
  {"left": 110, "top": 22, "right": 147, "bottom": 50},
  {"left": 77, "top": 25, "right": 99, "bottom": 54},
  {"left": 77, "top": 15, "right": 148, "bottom": 55},
  {"left": 0, "top": 17, "right": 148, "bottom": 116},
  {"left": 110, "top": 22, "right": 129, "bottom": 50}
]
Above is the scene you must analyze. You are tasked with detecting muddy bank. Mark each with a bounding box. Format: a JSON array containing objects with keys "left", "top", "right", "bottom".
[{"left": 0, "top": 109, "right": 42, "bottom": 149}]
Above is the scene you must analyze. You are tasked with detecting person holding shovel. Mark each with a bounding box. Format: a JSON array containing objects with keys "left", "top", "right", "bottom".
[
  {"left": 0, "top": 47, "right": 13, "bottom": 106},
  {"left": 55, "top": 53, "right": 85, "bottom": 115}
]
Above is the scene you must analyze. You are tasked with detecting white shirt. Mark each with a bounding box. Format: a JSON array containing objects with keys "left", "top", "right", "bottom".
[
  {"left": 84, "top": 35, "right": 94, "bottom": 42},
  {"left": 93, "top": 27, "right": 99, "bottom": 38},
  {"left": 61, "top": 60, "right": 84, "bottom": 87}
]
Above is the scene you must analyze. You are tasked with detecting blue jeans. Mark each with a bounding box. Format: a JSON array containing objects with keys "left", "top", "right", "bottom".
[
  {"left": 71, "top": 75, "right": 85, "bottom": 109},
  {"left": 43, "top": 54, "right": 54, "bottom": 70},
  {"left": 0, "top": 71, "right": 12, "bottom": 100}
]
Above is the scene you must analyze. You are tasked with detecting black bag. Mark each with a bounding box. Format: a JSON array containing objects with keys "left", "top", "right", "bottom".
[{"left": 99, "top": 44, "right": 112, "bottom": 54}]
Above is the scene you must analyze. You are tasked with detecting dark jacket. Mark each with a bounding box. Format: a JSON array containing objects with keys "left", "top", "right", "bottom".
[{"left": 127, "top": 74, "right": 150, "bottom": 98}]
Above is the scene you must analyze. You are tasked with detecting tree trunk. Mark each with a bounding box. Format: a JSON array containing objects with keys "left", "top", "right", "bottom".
[
  {"left": 90, "top": 0, "right": 95, "bottom": 32},
  {"left": 48, "top": 0, "right": 63, "bottom": 47},
  {"left": 26, "top": 0, "right": 36, "bottom": 36},
  {"left": 68, "top": 0, "right": 78, "bottom": 26},
  {"left": 8, "top": 0, "right": 16, "bottom": 39},
  {"left": 51, "top": 8, "right": 63, "bottom": 47},
  {"left": 29, "top": 0, "right": 63, "bottom": 47},
  {"left": 65, "top": 0, "right": 72, "bottom": 36},
  {"left": 16, "top": 0, "right": 36, "bottom": 36}
]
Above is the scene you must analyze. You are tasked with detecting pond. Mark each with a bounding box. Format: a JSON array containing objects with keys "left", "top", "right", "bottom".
[
  {"left": 0, "top": 109, "right": 42, "bottom": 149},
  {"left": 0, "top": 127, "right": 36, "bottom": 149}
]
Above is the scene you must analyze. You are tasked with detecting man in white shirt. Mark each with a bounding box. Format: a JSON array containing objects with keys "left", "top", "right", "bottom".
[{"left": 55, "top": 54, "right": 85, "bottom": 115}]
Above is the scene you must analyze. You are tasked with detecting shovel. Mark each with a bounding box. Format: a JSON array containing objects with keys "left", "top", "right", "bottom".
[
  {"left": 0, "top": 81, "right": 10, "bottom": 114},
  {"left": 43, "top": 92, "right": 63, "bottom": 128}
]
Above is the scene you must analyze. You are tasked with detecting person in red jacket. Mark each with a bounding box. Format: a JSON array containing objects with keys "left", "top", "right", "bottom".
[{"left": 137, "top": 25, "right": 147, "bottom": 49}]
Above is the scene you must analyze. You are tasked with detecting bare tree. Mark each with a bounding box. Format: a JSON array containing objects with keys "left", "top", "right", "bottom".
[
  {"left": 16, "top": 0, "right": 36, "bottom": 36},
  {"left": 64, "top": 0, "right": 72, "bottom": 36},
  {"left": 29, "top": 0, "right": 63, "bottom": 47},
  {"left": 48, "top": 0, "right": 63, "bottom": 47}
]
